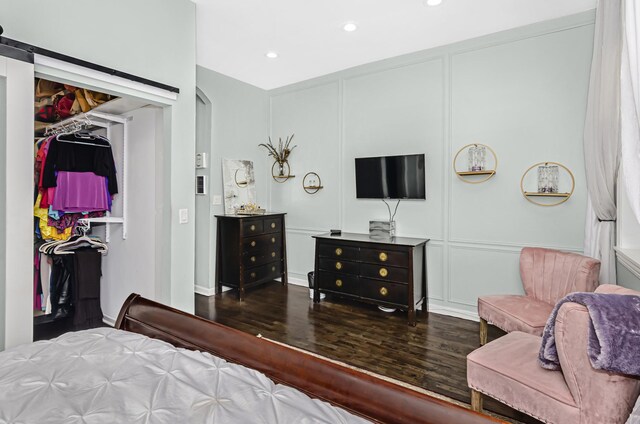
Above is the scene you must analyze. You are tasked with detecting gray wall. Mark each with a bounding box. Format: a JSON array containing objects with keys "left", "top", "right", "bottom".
[
  {"left": 195, "top": 66, "right": 269, "bottom": 293},
  {"left": 0, "top": 77, "right": 5, "bottom": 349},
  {"left": 617, "top": 261, "right": 640, "bottom": 291},
  {"left": 1, "top": 0, "right": 197, "bottom": 312},
  {"left": 266, "top": 12, "right": 595, "bottom": 318}
]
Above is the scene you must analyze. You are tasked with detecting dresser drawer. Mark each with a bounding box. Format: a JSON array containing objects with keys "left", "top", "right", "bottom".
[
  {"left": 242, "top": 219, "right": 265, "bottom": 235},
  {"left": 319, "top": 257, "right": 359, "bottom": 275},
  {"left": 360, "top": 248, "right": 408, "bottom": 267},
  {"left": 360, "top": 279, "right": 407, "bottom": 305},
  {"left": 264, "top": 217, "right": 282, "bottom": 234},
  {"left": 317, "top": 272, "right": 359, "bottom": 295},
  {"left": 360, "top": 263, "right": 408, "bottom": 284},
  {"left": 244, "top": 261, "right": 281, "bottom": 283},
  {"left": 318, "top": 243, "right": 358, "bottom": 261},
  {"left": 243, "top": 233, "right": 281, "bottom": 252},
  {"left": 243, "top": 248, "right": 281, "bottom": 267}
]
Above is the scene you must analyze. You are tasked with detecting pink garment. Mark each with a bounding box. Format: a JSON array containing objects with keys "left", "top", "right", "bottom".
[{"left": 51, "top": 171, "right": 110, "bottom": 212}]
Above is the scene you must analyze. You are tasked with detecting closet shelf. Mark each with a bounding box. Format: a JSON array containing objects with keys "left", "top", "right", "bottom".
[{"left": 78, "top": 217, "right": 124, "bottom": 224}]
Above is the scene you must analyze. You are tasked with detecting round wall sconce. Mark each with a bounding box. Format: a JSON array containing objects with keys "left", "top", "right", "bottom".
[
  {"left": 271, "top": 160, "right": 295, "bottom": 183},
  {"left": 453, "top": 143, "right": 498, "bottom": 184},
  {"left": 302, "top": 172, "right": 323, "bottom": 194},
  {"left": 520, "top": 161, "right": 575, "bottom": 206}
]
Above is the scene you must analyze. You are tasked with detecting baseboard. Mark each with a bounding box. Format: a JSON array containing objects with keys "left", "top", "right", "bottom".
[
  {"left": 103, "top": 314, "right": 116, "bottom": 327},
  {"left": 195, "top": 284, "right": 216, "bottom": 296},
  {"left": 287, "top": 276, "right": 478, "bottom": 322},
  {"left": 427, "top": 304, "right": 479, "bottom": 322}
]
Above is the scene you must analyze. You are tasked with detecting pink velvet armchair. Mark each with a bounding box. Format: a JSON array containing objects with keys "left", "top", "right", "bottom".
[
  {"left": 467, "top": 284, "right": 640, "bottom": 424},
  {"left": 478, "top": 247, "right": 600, "bottom": 345}
]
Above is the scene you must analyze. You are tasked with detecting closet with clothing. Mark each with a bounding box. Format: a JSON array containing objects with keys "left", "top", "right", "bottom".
[{"left": 31, "top": 77, "right": 167, "bottom": 340}]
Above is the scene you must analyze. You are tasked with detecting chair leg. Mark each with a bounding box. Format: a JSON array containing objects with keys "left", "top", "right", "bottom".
[
  {"left": 471, "top": 389, "right": 483, "bottom": 412},
  {"left": 479, "top": 318, "right": 488, "bottom": 346}
]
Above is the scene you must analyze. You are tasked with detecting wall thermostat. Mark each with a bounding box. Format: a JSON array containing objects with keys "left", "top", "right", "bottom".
[
  {"left": 196, "top": 175, "right": 207, "bottom": 195},
  {"left": 195, "top": 152, "right": 208, "bottom": 169}
]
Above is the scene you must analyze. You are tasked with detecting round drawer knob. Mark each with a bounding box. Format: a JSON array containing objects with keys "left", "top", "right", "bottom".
[
  {"left": 250, "top": 272, "right": 256, "bottom": 279},
  {"left": 379, "top": 252, "right": 388, "bottom": 262},
  {"left": 271, "top": 222, "right": 276, "bottom": 229},
  {"left": 251, "top": 241, "right": 256, "bottom": 247},
  {"left": 271, "top": 252, "right": 276, "bottom": 257},
  {"left": 271, "top": 266, "right": 276, "bottom": 272},
  {"left": 380, "top": 287, "right": 388, "bottom": 296},
  {"left": 336, "top": 279, "right": 343, "bottom": 287},
  {"left": 250, "top": 225, "right": 256, "bottom": 231},
  {"left": 379, "top": 267, "right": 388, "bottom": 277},
  {"left": 271, "top": 237, "right": 276, "bottom": 243},
  {"left": 335, "top": 262, "right": 342, "bottom": 270},
  {"left": 335, "top": 248, "right": 343, "bottom": 256},
  {"left": 251, "top": 256, "right": 256, "bottom": 262}
]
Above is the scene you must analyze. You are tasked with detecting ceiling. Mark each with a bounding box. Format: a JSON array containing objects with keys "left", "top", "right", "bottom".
[{"left": 195, "top": 0, "right": 596, "bottom": 90}]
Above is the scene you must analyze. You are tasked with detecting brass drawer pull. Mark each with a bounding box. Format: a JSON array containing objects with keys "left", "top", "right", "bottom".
[
  {"left": 336, "top": 279, "right": 343, "bottom": 287},
  {"left": 379, "top": 252, "right": 388, "bottom": 262},
  {"left": 379, "top": 267, "right": 388, "bottom": 277},
  {"left": 335, "top": 247, "right": 343, "bottom": 256},
  {"left": 271, "top": 266, "right": 276, "bottom": 272},
  {"left": 335, "top": 261, "right": 342, "bottom": 270},
  {"left": 250, "top": 224, "right": 256, "bottom": 231},
  {"left": 271, "top": 237, "right": 276, "bottom": 243},
  {"left": 271, "top": 252, "right": 276, "bottom": 257},
  {"left": 251, "top": 256, "right": 256, "bottom": 262},
  {"left": 271, "top": 222, "right": 276, "bottom": 229},
  {"left": 250, "top": 272, "right": 256, "bottom": 279},
  {"left": 380, "top": 287, "right": 388, "bottom": 296},
  {"left": 251, "top": 241, "right": 256, "bottom": 247}
]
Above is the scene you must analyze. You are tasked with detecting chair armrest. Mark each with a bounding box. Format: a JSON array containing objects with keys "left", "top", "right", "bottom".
[{"left": 555, "top": 302, "right": 640, "bottom": 422}]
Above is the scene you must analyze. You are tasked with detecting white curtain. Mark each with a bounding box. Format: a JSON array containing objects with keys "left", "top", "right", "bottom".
[
  {"left": 583, "top": 0, "right": 622, "bottom": 284},
  {"left": 621, "top": 0, "right": 640, "bottom": 225}
]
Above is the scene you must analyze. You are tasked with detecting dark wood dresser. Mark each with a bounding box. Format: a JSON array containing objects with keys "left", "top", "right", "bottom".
[
  {"left": 215, "top": 213, "right": 288, "bottom": 300},
  {"left": 313, "top": 232, "right": 428, "bottom": 326}
]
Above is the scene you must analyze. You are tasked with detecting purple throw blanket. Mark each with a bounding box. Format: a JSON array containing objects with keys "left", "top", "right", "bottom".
[{"left": 539, "top": 292, "right": 640, "bottom": 377}]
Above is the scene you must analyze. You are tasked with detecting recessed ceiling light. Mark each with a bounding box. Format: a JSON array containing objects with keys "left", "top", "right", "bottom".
[
  {"left": 265, "top": 51, "right": 278, "bottom": 59},
  {"left": 343, "top": 22, "right": 358, "bottom": 32},
  {"left": 424, "top": 0, "right": 442, "bottom": 6}
]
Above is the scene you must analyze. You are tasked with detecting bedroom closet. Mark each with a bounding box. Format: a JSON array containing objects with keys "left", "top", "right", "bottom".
[
  {"left": 31, "top": 77, "right": 167, "bottom": 339},
  {"left": 0, "top": 41, "right": 180, "bottom": 349}
]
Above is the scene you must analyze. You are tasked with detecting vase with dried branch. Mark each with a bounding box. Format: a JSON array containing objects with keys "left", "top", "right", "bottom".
[{"left": 259, "top": 134, "right": 297, "bottom": 177}]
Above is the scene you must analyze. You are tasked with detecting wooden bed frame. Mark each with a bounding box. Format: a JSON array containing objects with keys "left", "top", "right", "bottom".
[{"left": 115, "top": 293, "right": 503, "bottom": 424}]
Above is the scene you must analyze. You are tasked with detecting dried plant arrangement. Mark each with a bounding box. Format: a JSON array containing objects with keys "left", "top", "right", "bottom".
[{"left": 259, "top": 134, "right": 297, "bottom": 164}]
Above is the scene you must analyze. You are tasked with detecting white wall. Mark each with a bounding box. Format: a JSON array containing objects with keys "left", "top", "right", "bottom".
[
  {"left": 195, "top": 67, "right": 269, "bottom": 294},
  {"left": 266, "top": 12, "right": 595, "bottom": 319},
  {"left": 1, "top": 0, "right": 197, "bottom": 313}
]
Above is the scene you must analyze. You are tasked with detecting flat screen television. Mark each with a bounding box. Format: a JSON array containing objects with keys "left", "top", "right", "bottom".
[{"left": 355, "top": 154, "right": 426, "bottom": 199}]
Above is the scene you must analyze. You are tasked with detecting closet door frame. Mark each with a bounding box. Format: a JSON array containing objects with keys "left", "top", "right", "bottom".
[{"left": 0, "top": 47, "right": 35, "bottom": 350}]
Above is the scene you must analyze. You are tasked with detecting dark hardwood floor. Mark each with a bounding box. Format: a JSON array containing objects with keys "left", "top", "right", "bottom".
[{"left": 195, "top": 282, "right": 541, "bottom": 424}]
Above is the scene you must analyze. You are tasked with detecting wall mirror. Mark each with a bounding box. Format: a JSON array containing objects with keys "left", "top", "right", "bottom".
[{"left": 222, "top": 159, "right": 256, "bottom": 214}]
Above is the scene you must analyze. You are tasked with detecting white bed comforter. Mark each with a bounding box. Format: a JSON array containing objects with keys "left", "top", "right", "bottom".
[{"left": 0, "top": 328, "right": 369, "bottom": 424}]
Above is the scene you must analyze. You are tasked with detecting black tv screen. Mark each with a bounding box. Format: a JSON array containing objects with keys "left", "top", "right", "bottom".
[{"left": 355, "top": 154, "right": 426, "bottom": 199}]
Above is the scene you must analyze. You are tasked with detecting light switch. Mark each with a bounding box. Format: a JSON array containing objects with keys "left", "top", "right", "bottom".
[
  {"left": 212, "top": 195, "right": 222, "bottom": 205},
  {"left": 179, "top": 208, "right": 189, "bottom": 224},
  {"left": 195, "top": 153, "right": 208, "bottom": 169}
]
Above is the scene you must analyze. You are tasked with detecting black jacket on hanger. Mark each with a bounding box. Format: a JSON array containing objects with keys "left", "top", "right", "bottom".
[{"left": 41, "top": 134, "right": 118, "bottom": 195}]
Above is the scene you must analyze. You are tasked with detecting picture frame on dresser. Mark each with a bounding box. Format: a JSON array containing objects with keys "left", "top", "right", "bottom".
[
  {"left": 313, "top": 232, "right": 429, "bottom": 326},
  {"left": 215, "top": 213, "right": 288, "bottom": 300}
]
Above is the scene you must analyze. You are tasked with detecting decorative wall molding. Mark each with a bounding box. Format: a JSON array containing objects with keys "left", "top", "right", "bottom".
[{"left": 615, "top": 248, "right": 640, "bottom": 280}]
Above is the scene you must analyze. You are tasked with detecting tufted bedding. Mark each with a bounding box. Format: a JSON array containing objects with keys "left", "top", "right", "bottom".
[{"left": 0, "top": 328, "right": 369, "bottom": 423}]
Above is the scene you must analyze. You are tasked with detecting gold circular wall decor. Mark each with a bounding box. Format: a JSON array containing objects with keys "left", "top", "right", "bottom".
[
  {"left": 520, "top": 161, "right": 575, "bottom": 207},
  {"left": 453, "top": 143, "right": 498, "bottom": 184},
  {"left": 271, "top": 160, "right": 295, "bottom": 183},
  {"left": 302, "top": 172, "right": 324, "bottom": 194},
  {"left": 234, "top": 169, "right": 248, "bottom": 187}
]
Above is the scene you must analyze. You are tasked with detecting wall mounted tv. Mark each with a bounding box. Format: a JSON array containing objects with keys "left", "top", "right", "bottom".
[{"left": 355, "top": 154, "right": 426, "bottom": 199}]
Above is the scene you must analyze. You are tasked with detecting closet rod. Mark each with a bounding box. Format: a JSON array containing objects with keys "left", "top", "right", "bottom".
[{"left": 0, "top": 35, "right": 179, "bottom": 93}]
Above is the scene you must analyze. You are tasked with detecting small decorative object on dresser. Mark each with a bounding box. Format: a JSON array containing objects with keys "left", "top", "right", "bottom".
[
  {"left": 313, "top": 232, "right": 429, "bottom": 326},
  {"left": 215, "top": 213, "right": 288, "bottom": 300}
]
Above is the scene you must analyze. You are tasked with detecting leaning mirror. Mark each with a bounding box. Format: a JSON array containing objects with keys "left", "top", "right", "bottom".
[{"left": 222, "top": 159, "right": 256, "bottom": 214}]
